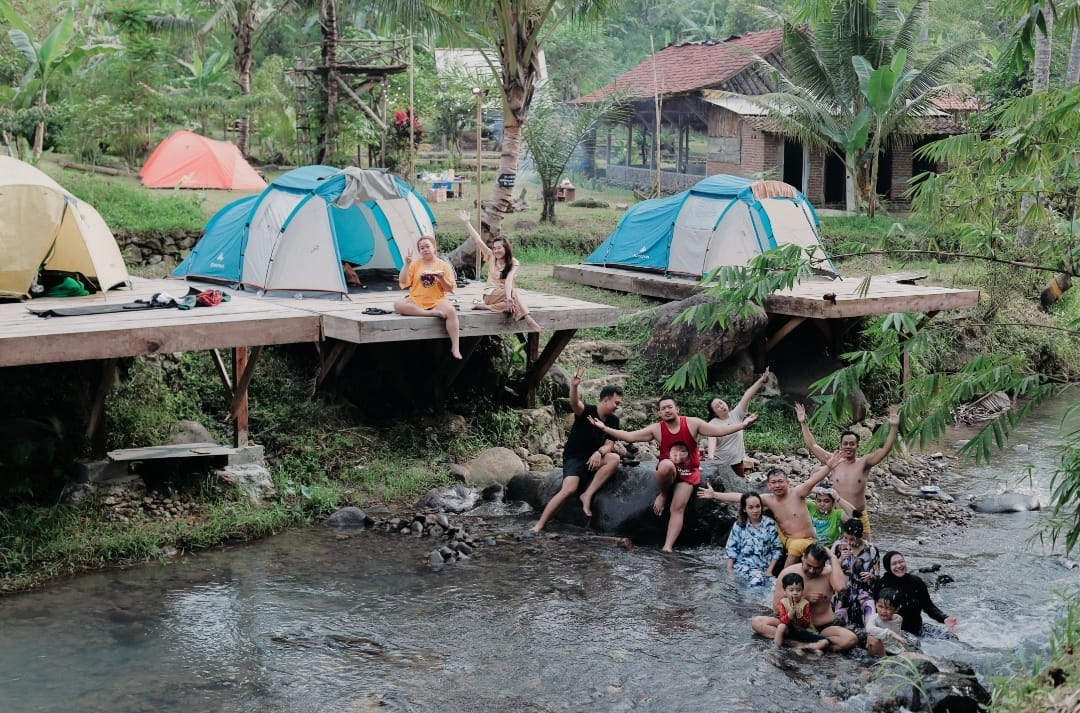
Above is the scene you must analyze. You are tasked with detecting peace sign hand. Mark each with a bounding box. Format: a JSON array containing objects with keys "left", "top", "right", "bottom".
[{"left": 571, "top": 365, "right": 585, "bottom": 387}]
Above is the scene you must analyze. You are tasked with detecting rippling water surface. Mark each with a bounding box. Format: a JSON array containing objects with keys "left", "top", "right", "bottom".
[{"left": 1, "top": 398, "right": 1078, "bottom": 712}]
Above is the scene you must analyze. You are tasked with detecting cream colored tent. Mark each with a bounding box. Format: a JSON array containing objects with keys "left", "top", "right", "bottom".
[{"left": 0, "top": 157, "right": 130, "bottom": 299}]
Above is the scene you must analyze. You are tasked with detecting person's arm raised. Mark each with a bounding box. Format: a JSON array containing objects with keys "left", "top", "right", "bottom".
[
  {"left": 586, "top": 415, "right": 656, "bottom": 443},
  {"left": 735, "top": 366, "right": 770, "bottom": 414},
  {"left": 569, "top": 365, "right": 586, "bottom": 416},
  {"left": 458, "top": 210, "right": 493, "bottom": 262},
  {"left": 696, "top": 413, "right": 757, "bottom": 438},
  {"left": 794, "top": 402, "right": 832, "bottom": 463},
  {"left": 864, "top": 406, "right": 901, "bottom": 467},
  {"left": 793, "top": 452, "right": 842, "bottom": 498}
]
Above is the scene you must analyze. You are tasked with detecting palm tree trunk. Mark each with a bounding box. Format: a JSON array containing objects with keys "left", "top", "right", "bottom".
[
  {"left": 232, "top": 7, "right": 256, "bottom": 156},
  {"left": 32, "top": 90, "right": 46, "bottom": 162},
  {"left": 541, "top": 184, "right": 556, "bottom": 222},
  {"left": 845, "top": 151, "right": 859, "bottom": 214},
  {"left": 1067, "top": 27, "right": 1080, "bottom": 86},
  {"left": 1019, "top": 2, "right": 1054, "bottom": 246}
]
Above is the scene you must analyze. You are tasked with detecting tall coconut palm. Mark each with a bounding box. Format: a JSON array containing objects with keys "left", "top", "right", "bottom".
[
  {"left": 722, "top": 0, "right": 974, "bottom": 214},
  {"left": 374, "top": 0, "right": 619, "bottom": 269}
]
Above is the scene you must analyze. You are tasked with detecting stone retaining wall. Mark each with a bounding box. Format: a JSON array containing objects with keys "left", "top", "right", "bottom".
[{"left": 115, "top": 230, "right": 201, "bottom": 266}]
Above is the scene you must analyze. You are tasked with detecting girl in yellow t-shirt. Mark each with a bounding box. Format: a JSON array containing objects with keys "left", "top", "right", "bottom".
[{"left": 393, "top": 235, "right": 462, "bottom": 359}]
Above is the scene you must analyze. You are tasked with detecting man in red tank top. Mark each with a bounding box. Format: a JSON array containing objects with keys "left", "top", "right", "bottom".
[{"left": 589, "top": 395, "right": 758, "bottom": 552}]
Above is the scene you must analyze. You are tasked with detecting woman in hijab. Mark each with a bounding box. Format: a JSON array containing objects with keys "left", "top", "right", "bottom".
[{"left": 877, "top": 551, "right": 958, "bottom": 640}]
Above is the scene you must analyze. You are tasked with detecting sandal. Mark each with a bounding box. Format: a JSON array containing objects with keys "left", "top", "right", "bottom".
[{"left": 362, "top": 307, "right": 393, "bottom": 315}]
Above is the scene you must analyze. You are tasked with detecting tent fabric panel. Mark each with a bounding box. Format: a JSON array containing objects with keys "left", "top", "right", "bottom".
[
  {"left": 270, "top": 165, "right": 340, "bottom": 190},
  {"left": 332, "top": 203, "right": 379, "bottom": 267},
  {"left": 241, "top": 191, "right": 307, "bottom": 289},
  {"left": 701, "top": 203, "right": 763, "bottom": 274},
  {"left": 173, "top": 196, "right": 257, "bottom": 282},
  {"left": 404, "top": 191, "right": 435, "bottom": 235},
  {"left": 760, "top": 198, "right": 817, "bottom": 250},
  {"left": 349, "top": 204, "right": 393, "bottom": 269},
  {"left": 584, "top": 192, "right": 685, "bottom": 269},
  {"left": 47, "top": 199, "right": 129, "bottom": 291},
  {"left": 262, "top": 199, "right": 345, "bottom": 296},
  {"left": 373, "top": 199, "right": 419, "bottom": 269},
  {"left": 0, "top": 183, "right": 66, "bottom": 297},
  {"left": 668, "top": 194, "right": 732, "bottom": 275}
]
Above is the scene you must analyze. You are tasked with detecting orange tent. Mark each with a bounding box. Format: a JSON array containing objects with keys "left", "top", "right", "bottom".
[{"left": 139, "top": 130, "right": 267, "bottom": 190}]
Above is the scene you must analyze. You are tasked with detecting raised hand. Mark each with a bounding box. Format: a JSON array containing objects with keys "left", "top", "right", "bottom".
[
  {"left": 571, "top": 365, "right": 585, "bottom": 388},
  {"left": 743, "top": 413, "right": 758, "bottom": 427},
  {"left": 825, "top": 451, "right": 844, "bottom": 470},
  {"left": 794, "top": 402, "right": 807, "bottom": 423},
  {"left": 887, "top": 406, "right": 900, "bottom": 426},
  {"left": 759, "top": 366, "right": 771, "bottom": 382},
  {"left": 404, "top": 248, "right": 414, "bottom": 264},
  {"left": 457, "top": 209, "right": 471, "bottom": 223}
]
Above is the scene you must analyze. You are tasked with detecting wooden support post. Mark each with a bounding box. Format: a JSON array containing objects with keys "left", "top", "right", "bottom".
[
  {"left": 232, "top": 347, "right": 249, "bottom": 447},
  {"left": 765, "top": 316, "right": 807, "bottom": 352},
  {"left": 316, "top": 340, "right": 358, "bottom": 388},
  {"left": 519, "top": 329, "right": 575, "bottom": 407},
  {"left": 85, "top": 358, "right": 117, "bottom": 457}
]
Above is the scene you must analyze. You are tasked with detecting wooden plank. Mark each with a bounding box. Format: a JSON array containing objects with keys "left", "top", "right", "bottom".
[
  {"left": 764, "top": 288, "right": 980, "bottom": 318},
  {"left": 108, "top": 443, "right": 232, "bottom": 461},
  {"left": 553, "top": 264, "right": 699, "bottom": 300}
]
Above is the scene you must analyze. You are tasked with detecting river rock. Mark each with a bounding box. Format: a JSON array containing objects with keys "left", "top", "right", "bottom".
[
  {"left": 968, "top": 492, "right": 1040, "bottom": 513},
  {"left": 642, "top": 292, "right": 768, "bottom": 367},
  {"left": 506, "top": 461, "right": 744, "bottom": 547},
  {"left": 214, "top": 463, "right": 275, "bottom": 504},
  {"left": 414, "top": 485, "right": 479, "bottom": 513},
  {"left": 917, "top": 671, "right": 991, "bottom": 713},
  {"left": 325, "top": 506, "right": 372, "bottom": 530},
  {"left": 543, "top": 365, "right": 572, "bottom": 399},
  {"left": 466, "top": 447, "right": 527, "bottom": 486},
  {"left": 166, "top": 420, "right": 215, "bottom": 445}
]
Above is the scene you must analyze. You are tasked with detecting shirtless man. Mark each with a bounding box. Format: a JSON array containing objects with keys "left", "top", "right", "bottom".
[
  {"left": 751, "top": 543, "right": 858, "bottom": 651},
  {"left": 587, "top": 395, "right": 757, "bottom": 552},
  {"left": 530, "top": 367, "right": 622, "bottom": 532},
  {"left": 795, "top": 402, "right": 899, "bottom": 538},
  {"left": 699, "top": 454, "right": 841, "bottom": 567}
]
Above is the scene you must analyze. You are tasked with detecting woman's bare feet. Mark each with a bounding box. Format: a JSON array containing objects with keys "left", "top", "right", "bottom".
[
  {"left": 579, "top": 492, "right": 594, "bottom": 517},
  {"left": 524, "top": 315, "right": 542, "bottom": 332},
  {"left": 652, "top": 493, "right": 667, "bottom": 516}
]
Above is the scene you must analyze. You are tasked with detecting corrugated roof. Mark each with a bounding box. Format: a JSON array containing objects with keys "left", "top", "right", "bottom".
[{"left": 574, "top": 28, "right": 784, "bottom": 103}]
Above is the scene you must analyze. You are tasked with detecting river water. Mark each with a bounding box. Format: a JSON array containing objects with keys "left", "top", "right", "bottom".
[{"left": 2, "top": 398, "right": 1078, "bottom": 713}]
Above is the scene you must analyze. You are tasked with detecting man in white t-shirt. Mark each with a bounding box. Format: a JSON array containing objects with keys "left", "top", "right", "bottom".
[{"left": 705, "top": 367, "right": 770, "bottom": 477}]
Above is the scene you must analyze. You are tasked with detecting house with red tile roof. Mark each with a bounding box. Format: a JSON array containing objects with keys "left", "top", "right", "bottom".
[{"left": 575, "top": 29, "right": 976, "bottom": 207}]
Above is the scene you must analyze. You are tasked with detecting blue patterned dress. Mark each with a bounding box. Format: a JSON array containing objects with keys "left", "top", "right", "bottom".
[{"left": 725, "top": 516, "right": 784, "bottom": 587}]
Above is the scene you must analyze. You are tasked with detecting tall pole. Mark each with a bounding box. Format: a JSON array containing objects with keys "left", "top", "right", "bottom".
[{"left": 473, "top": 87, "right": 483, "bottom": 279}]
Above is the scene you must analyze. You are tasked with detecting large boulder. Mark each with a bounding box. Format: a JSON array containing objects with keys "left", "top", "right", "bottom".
[
  {"left": 969, "top": 492, "right": 1040, "bottom": 513},
  {"left": 465, "top": 446, "right": 528, "bottom": 486},
  {"left": 641, "top": 293, "right": 768, "bottom": 367},
  {"left": 506, "top": 461, "right": 746, "bottom": 547}
]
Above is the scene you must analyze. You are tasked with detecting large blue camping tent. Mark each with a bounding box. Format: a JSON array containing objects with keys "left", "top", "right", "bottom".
[
  {"left": 173, "top": 165, "right": 436, "bottom": 298},
  {"left": 585, "top": 175, "right": 833, "bottom": 278}
]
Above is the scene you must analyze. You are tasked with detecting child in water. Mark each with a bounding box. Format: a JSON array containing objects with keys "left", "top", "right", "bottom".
[
  {"left": 774, "top": 573, "right": 830, "bottom": 653},
  {"left": 865, "top": 588, "right": 915, "bottom": 655}
]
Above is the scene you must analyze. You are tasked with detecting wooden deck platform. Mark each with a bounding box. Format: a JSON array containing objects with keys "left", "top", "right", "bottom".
[
  {"left": 1, "top": 277, "right": 619, "bottom": 447},
  {"left": 0, "top": 276, "right": 617, "bottom": 367},
  {"left": 553, "top": 263, "right": 980, "bottom": 317}
]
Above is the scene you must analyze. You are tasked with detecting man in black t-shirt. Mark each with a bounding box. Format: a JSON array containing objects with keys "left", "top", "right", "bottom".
[{"left": 530, "top": 366, "right": 622, "bottom": 532}]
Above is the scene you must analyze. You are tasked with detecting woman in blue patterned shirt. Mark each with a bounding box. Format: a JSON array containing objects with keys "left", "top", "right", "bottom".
[{"left": 725, "top": 492, "right": 784, "bottom": 587}]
